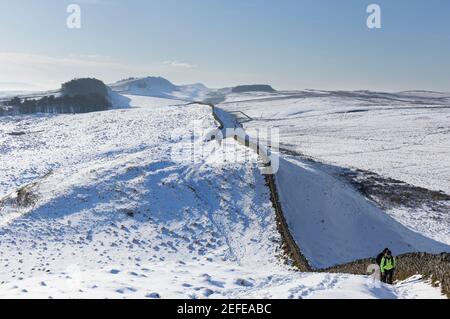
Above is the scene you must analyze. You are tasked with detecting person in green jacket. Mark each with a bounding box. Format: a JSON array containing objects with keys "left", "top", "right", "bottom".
[{"left": 380, "top": 250, "right": 396, "bottom": 284}]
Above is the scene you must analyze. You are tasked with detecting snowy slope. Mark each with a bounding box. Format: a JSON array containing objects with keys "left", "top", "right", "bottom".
[
  {"left": 0, "top": 94, "right": 445, "bottom": 299},
  {"left": 219, "top": 90, "right": 450, "bottom": 194},
  {"left": 109, "top": 77, "right": 213, "bottom": 101},
  {"left": 218, "top": 90, "right": 450, "bottom": 263},
  {"left": 276, "top": 156, "right": 450, "bottom": 268},
  {"left": 0, "top": 96, "right": 281, "bottom": 297},
  {"left": 0, "top": 265, "right": 444, "bottom": 299},
  {"left": 0, "top": 98, "right": 280, "bottom": 269}
]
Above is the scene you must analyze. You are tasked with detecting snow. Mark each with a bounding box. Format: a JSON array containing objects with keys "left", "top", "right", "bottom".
[
  {"left": 218, "top": 90, "right": 450, "bottom": 264},
  {"left": 0, "top": 262, "right": 445, "bottom": 299},
  {"left": 276, "top": 156, "right": 450, "bottom": 268},
  {"left": 0, "top": 94, "right": 445, "bottom": 299},
  {"left": 1, "top": 262, "right": 444, "bottom": 299},
  {"left": 394, "top": 275, "right": 445, "bottom": 299},
  {"left": 219, "top": 90, "right": 450, "bottom": 194},
  {"left": 0, "top": 90, "right": 61, "bottom": 104},
  {"left": 109, "top": 77, "right": 213, "bottom": 102},
  {"left": 0, "top": 96, "right": 283, "bottom": 298},
  {"left": 0, "top": 91, "right": 31, "bottom": 99}
]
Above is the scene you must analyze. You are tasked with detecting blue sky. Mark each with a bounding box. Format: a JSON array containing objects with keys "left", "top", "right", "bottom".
[{"left": 1, "top": 0, "right": 449, "bottom": 91}]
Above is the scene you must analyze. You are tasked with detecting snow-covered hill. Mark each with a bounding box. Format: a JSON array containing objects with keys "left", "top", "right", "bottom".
[
  {"left": 218, "top": 90, "right": 450, "bottom": 261},
  {"left": 109, "top": 77, "right": 213, "bottom": 102},
  {"left": 0, "top": 94, "right": 444, "bottom": 298},
  {"left": 276, "top": 156, "right": 450, "bottom": 268},
  {"left": 219, "top": 90, "right": 450, "bottom": 194}
]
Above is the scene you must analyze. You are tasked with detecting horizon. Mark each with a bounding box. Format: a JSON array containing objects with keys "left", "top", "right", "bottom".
[
  {"left": 2, "top": 75, "right": 450, "bottom": 95},
  {"left": 1, "top": 0, "right": 450, "bottom": 92}
]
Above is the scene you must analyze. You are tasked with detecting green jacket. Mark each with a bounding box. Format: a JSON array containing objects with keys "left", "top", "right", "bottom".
[{"left": 381, "top": 257, "right": 396, "bottom": 273}]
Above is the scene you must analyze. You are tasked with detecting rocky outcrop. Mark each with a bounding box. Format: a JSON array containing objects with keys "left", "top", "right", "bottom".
[{"left": 232, "top": 85, "right": 276, "bottom": 93}]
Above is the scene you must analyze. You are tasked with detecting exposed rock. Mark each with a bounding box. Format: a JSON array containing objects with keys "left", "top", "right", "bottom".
[{"left": 232, "top": 85, "right": 276, "bottom": 93}]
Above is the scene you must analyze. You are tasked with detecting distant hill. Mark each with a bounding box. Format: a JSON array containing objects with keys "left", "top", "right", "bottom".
[
  {"left": 0, "top": 78, "right": 111, "bottom": 116},
  {"left": 109, "top": 76, "right": 213, "bottom": 101},
  {"left": 111, "top": 76, "right": 177, "bottom": 95},
  {"left": 232, "top": 85, "right": 276, "bottom": 93}
]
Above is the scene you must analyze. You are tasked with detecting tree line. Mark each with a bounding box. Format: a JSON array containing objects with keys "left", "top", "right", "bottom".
[{"left": 0, "top": 78, "right": 111, "bottom": 116}]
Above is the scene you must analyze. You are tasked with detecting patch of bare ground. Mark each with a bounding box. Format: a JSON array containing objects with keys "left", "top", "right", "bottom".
[
  {"left": 340, "top": 169, "right": 450, "bottom": 211},
  {"left": 280, "top": 147, "right": 450, "bottom": 215},
  {"left": 0, "top": 172, "right": 52, "bottom": 215}
]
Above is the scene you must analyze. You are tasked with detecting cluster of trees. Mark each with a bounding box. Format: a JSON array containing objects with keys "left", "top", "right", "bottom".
[
  {"left": 1, "top": 78, "right": 111, "bottom": 116},
  {"left": 61, "top": 78, "right": 109, "bottom": 97},
  {"left": 0, "top": 106, "right": 7, "bottom": 116}
]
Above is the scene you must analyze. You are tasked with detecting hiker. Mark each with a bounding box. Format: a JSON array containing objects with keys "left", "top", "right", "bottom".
[
  {"left": 376, "top": 248, "right": 389, "bottom": 281},
  {"left": 376, "top": 248, "right": 389, "bottom": 266},
  {"left": 380, "top": 250, "right": 396, "bottom": 284}
]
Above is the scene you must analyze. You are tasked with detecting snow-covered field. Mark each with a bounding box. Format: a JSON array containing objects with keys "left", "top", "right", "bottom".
[
  {"left": 218, "top": 91, "right": 450, "bottom": 265},
  {"left": 219, "top": 90, "right": 450, "bottom": 194},
  {"left": 0, "top": 263, "right": 443, "bottom": 299},
  {"left": 0, "top": 94, "right": 445, "bottom": 298},
  {"left": 276, "top": 156, "right": 450, "bottom": 268}
]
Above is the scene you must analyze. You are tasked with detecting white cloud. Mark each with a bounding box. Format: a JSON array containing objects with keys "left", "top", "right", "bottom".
[
  {"left": 0, "top": 52, "right": 252, "bottom": 91},
  {"left": 0, "top": 52, "right": 157, "bottom": 90},
  {"left": 68, "top": 53, "right": 113, "bottom": 60},
  {"left": 163, "top": 60, "right": 196, "bottom": 69}
]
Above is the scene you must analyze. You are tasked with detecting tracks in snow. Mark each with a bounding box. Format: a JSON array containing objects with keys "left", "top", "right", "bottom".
[{"left": 205, "top": 102, "right": 450, "bottom": 298}]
